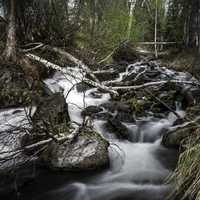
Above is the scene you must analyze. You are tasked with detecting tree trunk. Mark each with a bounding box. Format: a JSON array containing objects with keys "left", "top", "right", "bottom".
[
  {"left": 127, "top": 0, "right": 136, "bottom": 40},
  {"left": 154, "top": 0, "right": 158, "bottom": 58},
  {"left": 3, "top": 0, "right": 17, "bottom": 62}
]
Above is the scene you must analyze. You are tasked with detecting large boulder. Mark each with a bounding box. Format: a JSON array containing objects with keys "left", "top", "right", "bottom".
[
  {"left": 43, "top": 128, "right": 109, "bottom": 171},
  {"left": 32, "top": 92, "right": 70, "bottom": 127},
  {"left": 21, "top": 93, "right": 70, "bottom": 151}
]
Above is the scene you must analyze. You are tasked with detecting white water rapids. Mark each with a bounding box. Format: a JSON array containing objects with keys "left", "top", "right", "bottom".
[
  {"left": 0, "top": 62, "right": 188, "bottom": 200},
  {"left": 40, "top": 64, "right": 184, "bottom": 200}
]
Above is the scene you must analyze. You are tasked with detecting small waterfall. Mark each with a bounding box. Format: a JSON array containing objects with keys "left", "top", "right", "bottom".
[
  {"left": 4, "top": 61, "right": 194, "bottom": 200},
  {"left": 32, "top": 63, "right": 182, "bottom": 200}
]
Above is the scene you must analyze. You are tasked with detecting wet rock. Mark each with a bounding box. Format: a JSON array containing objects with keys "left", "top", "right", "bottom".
[
  {"left": 101, "top": 102, "right": 135, "bottom": 123},
  {"left": 94, "top": 112, "right": 113, "bottom": 120},
  {"left": 17, "top": 92, "right": 71, "bottom": 156},
  {"left": 76, "top": 82, "right": 91, "bottom": 93},
  {"left": 162, "top": 127, "right": 195, "bottom": 148},
  {"left": 105, "top": 117, "right": 130, "bottom": 140},
  {"left": 0, "top": 93, "right": 70, "bottom": 194},
  {"left": 43, "top": 128, "right": 109, "bottom": 171},
  {"left": 32, "top": 92, "right": 70, "bottom": 127},
  {"left": 81, "top": 106, "right": 103, "bottom": 118},
  {"left": 22, "top": 92, "right": 71, "bottom": 151},
  {"left": 113, "top": 42, "right": 139, "bottom": 63},
  {"left": 162, "top": 105, "right": 200, "bottom": 148}
]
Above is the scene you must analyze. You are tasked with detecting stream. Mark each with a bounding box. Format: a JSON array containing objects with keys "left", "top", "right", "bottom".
[{"left": 1, "top": 62, "right": 189, "bottom": 200}]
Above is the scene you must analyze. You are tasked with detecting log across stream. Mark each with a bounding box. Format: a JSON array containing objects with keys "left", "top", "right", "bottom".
[{"left": 2, "top": 60, "right": 198, "bottom": 200}]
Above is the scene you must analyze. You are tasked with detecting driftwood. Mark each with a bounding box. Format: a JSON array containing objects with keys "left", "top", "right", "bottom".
[{"left": 26, "top": 53, "right": 118, "bottom": 96}]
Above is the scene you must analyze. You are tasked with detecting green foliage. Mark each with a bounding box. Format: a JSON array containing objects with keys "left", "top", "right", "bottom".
[{"left": 76, "top": 0, "right": 168, "bottom": 59}]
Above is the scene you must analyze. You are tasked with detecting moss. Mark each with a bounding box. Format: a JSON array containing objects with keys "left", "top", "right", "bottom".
[{"left": 127, "top": 96, "right": 150, "bottom": 114}]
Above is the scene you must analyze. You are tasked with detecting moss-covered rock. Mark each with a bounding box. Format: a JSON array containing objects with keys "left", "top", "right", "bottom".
[
  {"left": 162, "top": 105, "right": 200, "bottom": 148},
  {"left": 105, "top": 117, "right": 131, "bottom": 140},
  {"left": 162, "top": 127, "right": 196, "bottom": 148},
  {"left": 43, "top": 128, "right": 109, "bottom": 171}
]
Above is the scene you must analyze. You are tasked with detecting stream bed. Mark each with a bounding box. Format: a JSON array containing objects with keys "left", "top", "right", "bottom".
[{"left": 1, "top": 61, "right": 195, "bottom": 200}]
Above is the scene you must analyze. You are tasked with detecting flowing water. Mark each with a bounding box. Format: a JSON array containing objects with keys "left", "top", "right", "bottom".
[{"left": 1, "top": 63, "right": 188, "bottom": 200}]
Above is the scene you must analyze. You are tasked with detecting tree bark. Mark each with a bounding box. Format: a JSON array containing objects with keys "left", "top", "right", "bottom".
[{"left": 3, "top": 0, "right": 17, "bottom": 62}]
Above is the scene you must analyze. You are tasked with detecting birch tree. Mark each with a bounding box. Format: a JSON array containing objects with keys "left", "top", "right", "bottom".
[{"left": 127, "top": 0, "right": 137, "bottom": 40}]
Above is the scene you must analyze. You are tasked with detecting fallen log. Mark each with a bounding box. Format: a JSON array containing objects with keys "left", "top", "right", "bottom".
[
  {"left": 41, "top": 45, "right": 100, "bottom": 83},
  {"left": 20, "top": 43, "right": 100, "bottom": 83},
  {"left": 26, "top": 53, "right": 118, "bottom": 96},
  {"left": 111, "top": 80, "right": 200, "bottom": 91}
]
